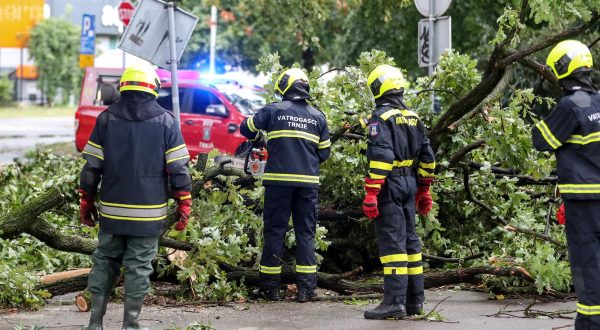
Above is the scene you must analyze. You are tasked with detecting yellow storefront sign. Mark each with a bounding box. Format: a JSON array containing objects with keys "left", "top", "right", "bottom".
[
  {"left": 79, "top": 54, "right": 95, "bottom": 68},
  {"left": 0, "top": 0, "right": 44, "bottom": 48}
]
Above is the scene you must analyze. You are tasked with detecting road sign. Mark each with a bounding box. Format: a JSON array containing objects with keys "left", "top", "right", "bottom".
[
  {"left": 118, "top": 0, "right": 198, "bottom": 69},
  {"left": 118, "top": 1, "right": 135, "bottom": 26},
  {"left": 414, "top": 0, "right": 452, "bottom": 17},
  {"left": 79, "top": 54, "right": 95, "bottom": 68},
  {"left": 418, "top": 16, "right": 451, "bottom": 68},
  {"left": 80, "top": 14, "right": 96, "bottom": 68},
  {"left": 80, "top": 14, "right": 96, "bottom": 55},
  {"left": 0, "top": 0, "right": 44, "bottom": 47}
]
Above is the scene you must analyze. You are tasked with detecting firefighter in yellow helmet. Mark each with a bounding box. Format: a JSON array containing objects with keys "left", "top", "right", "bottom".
[
  {"left": 240, "top": 68, "right": 331, "bottom": 302},
  {"left": 362, "top": 64, "right": 436, "bottom": 319},
  {"left": 80, "top": 63, "right": 192, "bottom": 329},
  {"left": 532, "top": 40, "right": 599, "bottom": 329}
]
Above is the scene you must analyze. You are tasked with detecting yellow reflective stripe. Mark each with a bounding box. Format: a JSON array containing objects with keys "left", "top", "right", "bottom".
[
  {"left": 558, "top": 184, "right": 600, "bottom": 194},
  {"left": 393, "top": 159, "right": 414, "bottom": 167},
  {"left": 268, "top": 130, "right": 320, "bottom": 143},
  {"left": 259, "top": 265, "right": 282, "bottom": 274},
  {"left": 82, "top": 151, "right": 104, "bottom": 160},
  {"left": 87, "top": 140, "right": 103, "bottom": 149},
  {"left": 380, "top": 254, "right": 408, "bottom": 263},
  {"left": 577, "top": 303, "right": 600, "bottom": 315},
  {"left": 383, "top": 267, "right": 408, "bottom": 275},
  {"left": 369, "top": 173, "right": 387, "bottom": 180},
  {"left": 400, "top": 110, "right": 419, "bottom": 118},
  {"left": 263, "top": 173, "right": 320, "bottom": 184},
  {"left": 248, "top": 116, "right": 258, "bottom": 132},
  {"left": 179, "top": 195, "right": 191, "bottom": 200},
  {"left": 365, "top": 183, "right": 382, "bottom": 188},
  {"left": 318, "top": 139, "right": 331, "bottom": 149},
  {"left": 370, "top": 161, "right": 394, "bottom": 171},
  {"left": 420, "top": 162, "right": 436, "bottom": 169},
  {"left": 380, "top": 109, "right": 402, "bottom": 121},
  {"left": 535, "top": 121, "right": 561, "bottom": 149},
  {"left": 296, "top": 265, "right": 317, "bottom": 273},
  {"left": 165, "top": 144, "right": 186, "bottom": 155},
  {"left": 418, "top": 168, "right": 435, "bottom": 177},
  {"left": 407, "top": 253, "right": 422, "bottom": 262},
  {"left": 166, "top": 155, "right": 190, "bottom": 164},
  {"left": 408, "top": 266, "right": 424, "bottom": 275},
  {"left": 566, "top": 132, "right": 600, "bottom": 145},
  {"left": 99, "top": 212, "right": 167, "bottom": 221},
  {"left": 100, "top": 200, "right": 167, "bottom": 209}
]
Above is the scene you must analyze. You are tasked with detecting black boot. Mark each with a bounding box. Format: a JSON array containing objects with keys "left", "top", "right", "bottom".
[
  {"left": 406, "top": 303, "right": 424, "bottom": 316},
  {"left": 252, "top": 288, "right": 281, "bottom": 301},
  {"left": 122, "top": 297, "right": 148, "bottom": 330},
  {"left": 296, "top": 289, "right": 316, "bottom": 303},
  {"left": 364, "top": 296, "right": 407, "bottom": 320},
  {"left": 82, "top": 294, "right": 108, "bottom": 330}
]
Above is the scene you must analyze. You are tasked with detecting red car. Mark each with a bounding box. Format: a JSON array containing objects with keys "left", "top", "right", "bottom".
[{"left": 75, "top": 67, "right": 264, "bottom": 158}]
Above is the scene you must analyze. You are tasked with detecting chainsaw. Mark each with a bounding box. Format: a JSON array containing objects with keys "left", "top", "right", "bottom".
[{"left": 214, "top": 140, "right": 268, "bottom": 176}]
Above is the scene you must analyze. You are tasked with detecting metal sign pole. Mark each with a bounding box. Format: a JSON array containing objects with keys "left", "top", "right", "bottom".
[
  {"left": 166, "top": 2, "right": 180, "bottom": 124},
  {"left": 428, "top": 0, "right": 435, "bottom": 113},
  {"left": 209, "top": 5, "right": 217, "bottom": 76}
]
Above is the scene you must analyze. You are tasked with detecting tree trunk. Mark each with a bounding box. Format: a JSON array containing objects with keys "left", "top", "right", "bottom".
[{"left": 35, "top": 265, "right": 535, "bottom": 297}]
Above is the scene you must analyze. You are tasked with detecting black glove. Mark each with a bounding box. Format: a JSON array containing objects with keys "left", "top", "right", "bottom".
[{"left": 252, "top": 131, "right": 267, "bottom": 149}]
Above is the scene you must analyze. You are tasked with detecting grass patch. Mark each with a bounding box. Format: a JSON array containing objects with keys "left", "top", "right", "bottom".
[{"left": 0, "top": 106, "right": 75, "bottom": 118}]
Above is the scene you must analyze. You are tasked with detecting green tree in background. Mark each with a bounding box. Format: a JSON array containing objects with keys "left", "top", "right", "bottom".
[
  {"left": 28, "top": 18, "right": 81, "bottom": 107},
  {"left": 0, "top": 75, "right": 13, "bottom": 107}
]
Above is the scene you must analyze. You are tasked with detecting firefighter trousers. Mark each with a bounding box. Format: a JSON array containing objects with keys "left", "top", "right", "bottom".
[
  {"left": 564, "top": 200, "right": 600, "bottom": 329},
  {"left": 375, "top": 175, "right": 423, "bottom": 306},
  {"left": 88, "top": 230, "right": 159, "bottom": 299},
  {"left": 259, "top": 186, "right": 319, "bottom": 291}
]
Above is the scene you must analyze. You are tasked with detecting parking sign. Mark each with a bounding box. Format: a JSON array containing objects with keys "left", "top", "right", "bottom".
[{"left": 80, "top": 14, "right": 96, "bottom": 55}]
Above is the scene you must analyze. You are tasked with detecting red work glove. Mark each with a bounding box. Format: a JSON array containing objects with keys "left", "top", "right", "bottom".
[
  {"left": 363, "top": 178, "right": 385, "bottom": 219},
  {"left": 415, "top": 178, "right": 433, "bottom": 216},
  {"left": 174, "top": 191, "right": 192, "bottom": 231},
  {"left": 78, "top": 189, "right": 98, "bottom": 227},
  {"left": 556, "top": 203, "right": 565, "bottom": 225}
]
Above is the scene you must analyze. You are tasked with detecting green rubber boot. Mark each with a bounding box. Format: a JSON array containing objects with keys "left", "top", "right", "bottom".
[
  {"left": 82, "top": 294, "right": 108, "bottom": 330},
  {"left": 122, "top": 297, "right": 148, "bottom": 330}
]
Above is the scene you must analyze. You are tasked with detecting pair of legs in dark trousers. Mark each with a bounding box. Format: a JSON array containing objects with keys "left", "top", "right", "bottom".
[
  {"left": 375, "top": 175, "right": 423, "bottom": 308},
  {"left": 259, "top": 186, "right": 319, "bottom": 292},
  {"left": 564, "top": 200, "right": 600, "bottom": 329}
]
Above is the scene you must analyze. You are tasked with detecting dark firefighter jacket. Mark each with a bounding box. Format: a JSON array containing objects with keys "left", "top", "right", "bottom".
[
  {"left": 532, "top": 90, "right": 600, "bottom": 200},
  {"left": 239, "top": 99, "right": 330, "bottom": 188},
  {"left": 79, "top": 92, "right": 192, "bottom": 236},
  {"left": 365, "top": 95, "right": 436, "bottom": 186}
]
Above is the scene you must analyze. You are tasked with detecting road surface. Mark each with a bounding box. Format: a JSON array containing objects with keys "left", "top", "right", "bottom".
[
  {"left": 0, "top": 117, "right": 74, "bottom": 164},
  {"left": 1, "top": 290, "right": 576, "bottom": 330}
]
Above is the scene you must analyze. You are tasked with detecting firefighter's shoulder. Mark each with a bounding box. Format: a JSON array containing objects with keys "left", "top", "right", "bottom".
[
  {"left": 563, "top": 90, "right": 593, "bottom": 108},
  {"left": 371, "top": 107, "right": 419, "bottom": 121}
]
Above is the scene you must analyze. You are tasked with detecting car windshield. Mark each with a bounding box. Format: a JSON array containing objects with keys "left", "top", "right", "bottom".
[{"left": 217, "top": 85, "right": 265, "bottom": 116}]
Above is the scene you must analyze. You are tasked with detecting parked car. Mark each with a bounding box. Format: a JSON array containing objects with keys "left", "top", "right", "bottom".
[{"left": 75, "top": 67, "right": 265, "bottom": 159}]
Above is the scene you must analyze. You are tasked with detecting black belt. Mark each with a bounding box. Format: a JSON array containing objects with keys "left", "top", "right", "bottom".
[{"left": 390, "top": 167, "right": 415, "bottom": 177}]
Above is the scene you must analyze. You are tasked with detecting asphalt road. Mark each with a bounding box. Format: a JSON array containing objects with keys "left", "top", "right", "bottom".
[
  {"left": 0, "top": 117, "right": 74, "bottom": 164},
  {"left": 1, "top": 290, "right": 576, "bottom": 330}
]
